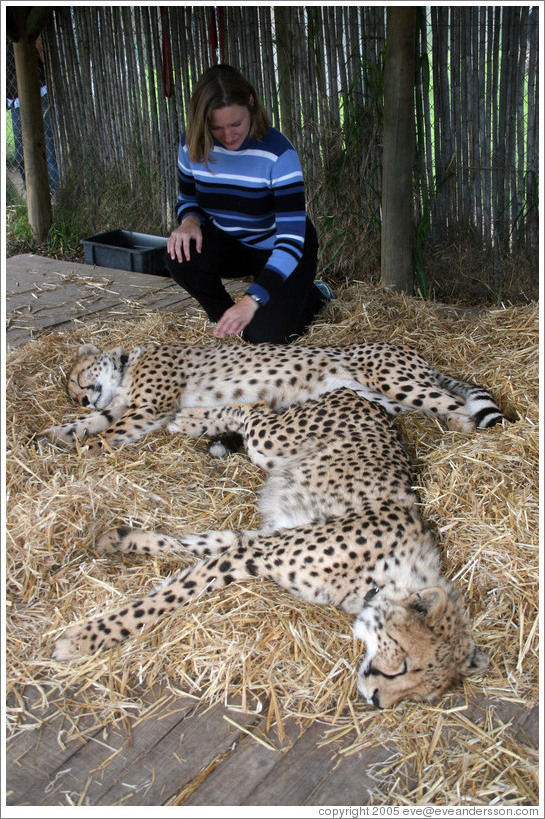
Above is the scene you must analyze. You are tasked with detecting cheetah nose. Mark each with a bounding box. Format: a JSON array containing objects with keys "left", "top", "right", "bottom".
[
  {"left": 371, "top": 689, "right": 382, "bottom": 709},
  {"left": 81, "top": 396, "right": 90, "bottom": 407}
]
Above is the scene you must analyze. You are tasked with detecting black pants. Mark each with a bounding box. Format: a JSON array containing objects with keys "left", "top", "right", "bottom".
[{"left": 165, "top": 218, "right": 323, "bottom": 344}]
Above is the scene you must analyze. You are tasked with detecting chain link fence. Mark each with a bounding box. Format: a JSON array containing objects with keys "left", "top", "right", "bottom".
[{"left": 5, "top": 39, "right": 59, "bottom": 203}]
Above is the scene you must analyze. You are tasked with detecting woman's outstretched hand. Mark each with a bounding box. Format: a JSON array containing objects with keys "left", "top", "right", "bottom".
[{"left": 213, "top": 295, "right": 259, "bottom": 338}]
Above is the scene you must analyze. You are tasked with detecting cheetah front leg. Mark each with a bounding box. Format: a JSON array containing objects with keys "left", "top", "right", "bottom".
[
  {"left": 81, "top": 405, "right": 173, "bottom": 452},
  {"left": 168, "top": 402, "right": 298, "bottom": 467},
  {"left": 52, "top": 542, "right": 254, "bottom": 661},
  {"left": 37, "top": 397, "right": 128, "bottom": 450}
]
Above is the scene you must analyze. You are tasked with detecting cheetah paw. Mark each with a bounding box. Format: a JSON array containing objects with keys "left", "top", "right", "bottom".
[
  {"left": 79, "top": 437, "right": 110, "bottom": 456},
  {"left": 36, "top": 428, "right": 78, "bottom": 451},
  {"left": 445, "top": 412, "right": 475, "bottom": 433},
  {"left": 95, "top": 529, "right": 126, "bottom": 554},
  {"left": 52, "top": 625, "right": 94, "bottom": 661},
  {"left": 166, "top": 417, "right": 189, "bottom": 434}
]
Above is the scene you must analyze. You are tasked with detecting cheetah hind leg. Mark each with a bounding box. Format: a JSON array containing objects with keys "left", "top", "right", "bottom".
[
  {"left": 347, "top": 374, "right": 505, "bottom": 432},
  {"left": 341, "top": 380, "right": 410, "bottom": 417}
]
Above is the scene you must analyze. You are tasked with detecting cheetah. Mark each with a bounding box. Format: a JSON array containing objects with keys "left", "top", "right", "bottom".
[
  {"left": 53, "top": 389, "right": 489, "bottom": 708},
  {"left": 37, "top": 341, "right": 506, "bottom": 454}
]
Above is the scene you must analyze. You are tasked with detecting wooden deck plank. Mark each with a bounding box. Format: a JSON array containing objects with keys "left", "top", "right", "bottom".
[
  {"left": 6, "top": 685, "right": 114, "bottom": 806},
  {"left": 8, "top": 683, "right": 538, "bottom": 807},
  {"left": 5, "top": 253, "right": 248, "bottom": 348},
  {"left": 234, "top": 720, "right": 393, "bottom": 806},
  {"left": 180, "top": 715, "right": 395, "bottom": 807},
  {"left": 6, "top": 685, "right": 262, "bottom": 807},
  {"left": 10, "top": 697, "right": 196, "bottom": 807},
  {"left": 180, "top": 715, "right": 307, "bottom": 805},
  {"left": 303, "top": 742, "right": 398, "bottom": 806},
  {"left": 7, "top": 252, "right": 171, "bottom": 294},
  {"left": 90, "top": 702, "right": 262, "bottom": 806}
]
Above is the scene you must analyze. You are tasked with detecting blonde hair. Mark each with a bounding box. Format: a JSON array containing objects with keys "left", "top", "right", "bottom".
[{"left": 186, "top": 65, "right": 271, "bottom": 164}]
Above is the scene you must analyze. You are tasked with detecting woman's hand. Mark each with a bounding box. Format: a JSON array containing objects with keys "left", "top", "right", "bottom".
[
  {"left": 167, "top": 215, "right": 202, "bottom": 262},
  {"left": 213, "top": 295, "right": 259, "bottom": 338}
]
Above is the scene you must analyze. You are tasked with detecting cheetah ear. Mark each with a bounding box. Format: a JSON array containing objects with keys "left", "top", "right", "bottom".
[
  {"left": 109, "top": 347, "right": 129, "bottom": 368},
  {"left": 408, "top": 587, "right": 448, "bottom": 626},
  {"left": 78, "top": 344, "right": 101, "bottom": 358},
  {"left": 459, "top": 646, "right": 490, "bottom": 677}
]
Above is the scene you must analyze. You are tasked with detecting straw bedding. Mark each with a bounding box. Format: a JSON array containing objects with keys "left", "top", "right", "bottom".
[{"left": 5, "top": 281, "right": 539, "bottom": 804}]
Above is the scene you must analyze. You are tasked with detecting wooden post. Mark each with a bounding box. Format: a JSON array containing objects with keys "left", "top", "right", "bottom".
[
  {"left": 8, "top": 7, "right": 53, "bottom": 243},
  {"left": 381, "top": 7, "right": 417, "bottom": 294}
]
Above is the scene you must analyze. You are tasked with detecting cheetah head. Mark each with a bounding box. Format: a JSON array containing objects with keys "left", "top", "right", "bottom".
[
  {"left": 353, "top": 586, "right": 489, "bottom": 709},
  {"left": 68, "top": 345, "right": 127, "bottom": 409}
]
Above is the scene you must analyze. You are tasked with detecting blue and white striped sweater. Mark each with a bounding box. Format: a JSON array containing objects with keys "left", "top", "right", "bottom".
[{"left": 175, "top": 127, "right": 308, "bottom": 304}]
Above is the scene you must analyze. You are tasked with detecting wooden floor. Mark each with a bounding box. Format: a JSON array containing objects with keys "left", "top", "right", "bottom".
[
  {"left": 5, "top": 252, "right": 248, "bottom": 349},
  {"left": 4, "top": 255, "right": 539, "bottom": 808},
  {"left": 7, "top": 683, "right": 400, "bottom": 807}
]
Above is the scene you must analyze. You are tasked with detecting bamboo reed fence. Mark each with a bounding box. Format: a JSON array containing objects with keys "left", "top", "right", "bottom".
[{"left": 40, "top": 5, "right": 538, "bottom": 264}]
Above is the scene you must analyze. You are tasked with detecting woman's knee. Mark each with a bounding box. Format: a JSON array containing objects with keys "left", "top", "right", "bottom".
[{"left": 165, "top": 249, "right": 206, "bottom": 289}]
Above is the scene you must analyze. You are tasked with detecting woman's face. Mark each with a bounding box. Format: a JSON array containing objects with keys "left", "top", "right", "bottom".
[{"left": 209, "top": 104, "right": 252, "bottom": 150}]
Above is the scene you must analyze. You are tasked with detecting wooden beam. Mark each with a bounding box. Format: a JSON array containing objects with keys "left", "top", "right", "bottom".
[{"left": 274, "top": 6, "right": 294, "bottom": 142}]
